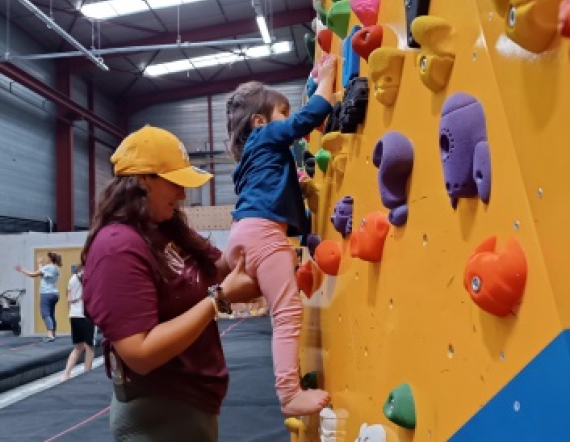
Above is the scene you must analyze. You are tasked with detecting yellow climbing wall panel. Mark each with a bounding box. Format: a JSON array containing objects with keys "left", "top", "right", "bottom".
[{"left": 297, "top": 0, "right": 570, "bottom": 441}]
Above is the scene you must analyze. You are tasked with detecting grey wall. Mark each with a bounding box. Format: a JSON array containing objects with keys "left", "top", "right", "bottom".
[
  {"left": 0, "top": 17, "right": 118, "bottom": 231},
  {"left": 130, "top": 79, "right": 306, "bottom": 206}
]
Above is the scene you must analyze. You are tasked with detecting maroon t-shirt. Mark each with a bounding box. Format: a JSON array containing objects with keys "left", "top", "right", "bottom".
[{"left": 82, "top": 223, "right": 227, "bottom": 414}]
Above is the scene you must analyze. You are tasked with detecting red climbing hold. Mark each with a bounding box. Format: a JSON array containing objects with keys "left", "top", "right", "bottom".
[{"left": 352, "top": 25, "right": 384, "bottom": 61}]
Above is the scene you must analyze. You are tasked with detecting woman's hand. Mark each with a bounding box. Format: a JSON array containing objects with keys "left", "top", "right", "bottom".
[
  {"left": 14, "top": 264, "right": 22, "bottom": 273},
  {"left": 220, "top": 252, "right": 261, "bottom": 303}
]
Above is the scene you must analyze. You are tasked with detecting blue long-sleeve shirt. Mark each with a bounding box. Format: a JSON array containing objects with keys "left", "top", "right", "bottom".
[{"left": 232, "top": 95, "right": 332, "bottom": 236}]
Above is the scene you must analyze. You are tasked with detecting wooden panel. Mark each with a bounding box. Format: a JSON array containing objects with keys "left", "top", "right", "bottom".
[{"left": 183, "top": 205, "right": 233, "bottom": 230}]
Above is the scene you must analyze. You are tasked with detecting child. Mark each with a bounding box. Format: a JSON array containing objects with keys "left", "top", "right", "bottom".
[{"left": 225, "top": 55, "right": 337, "bottom": 416}]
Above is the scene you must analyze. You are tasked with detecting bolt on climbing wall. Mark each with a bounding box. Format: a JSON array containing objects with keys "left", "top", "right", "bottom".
[{"left": 291, "top": 0, "right": 570, "bottom": 441}]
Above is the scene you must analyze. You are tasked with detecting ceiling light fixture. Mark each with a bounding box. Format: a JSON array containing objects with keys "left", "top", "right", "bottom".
[
  {"left": 144, "top": 41, "right": 292, "bottom": 77},
  {"left": 252, "top": 0, "right": 272, "bottom": 45},
  {"left": 80, "top": 0, "right": 207, "bottom": 20}
]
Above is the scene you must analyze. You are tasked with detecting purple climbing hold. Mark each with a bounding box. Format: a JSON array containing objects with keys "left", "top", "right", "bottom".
[
  {"left": 473, "top": 141, "right": 491, "bottom": 204},
  {"left": 372, "top": 132, "right": 414, "bottom": 226},
  {"left": 331, "top": 196, "right": 354, "bottom": 237},
  {"left": 307, "top": 234, "right": 322, "bottom": 258},
  {"left": 439, "top": 93, "right": 492, "bottom": 205},
  {"left": 389, "top": 204, "right": 408, "bottom": 227}
]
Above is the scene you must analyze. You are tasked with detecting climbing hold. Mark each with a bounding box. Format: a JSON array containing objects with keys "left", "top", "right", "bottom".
[
  {"left": 439, "top": 93, "right": 492, "bottom": 206},
  {"left": 314, "top": 240, "right": 342, "bottom": 276},
  {"left": 318, "top": 28, "right": 334, "bottom": 53},
  {"left": 315, "top": 148, "right": 331, "bottom": 173},
  {"left": 284, "top": 417, "right": 305, "bottom": 433},
  {"left": 307, "top": 234, "right": 322, "bottom": 258},
  {"left": 368, "top": 47, "right": 405, "bottom": 106},
  {"left": 355, "top": 423, "right": 387, "bottom": 442},
  {"left": 320, "top": 408, "right": 349, "bottom": 442},
  {"left": 296, "top": 260, "right": 323, "bottom": 299},
  {"left": 327, "top": 0, "right": 352, "bottom": 39},
  {"left": 301, "top": 370, "right": 319, "bottom": 389},
  {"left": 350, "top": 212, "right": 390, "bottom": 262},
  {"left": 463, "top": 237, "right": 528, "bottom": 317},
  {"left": 350, "top": 0, "right": 381, "bottom": 26},
  {"left": 372, "top": 132, "right": 414, "bottom": 227},
  {"left": 339, "top": 77, "right": 369, "bottom": 133},
  {"left": 322, "top": 131, "right": 345, "bottom": 156},
  {"left": 306, "top": 75, "right": 317, "bottom": 98},
  {"left": 504, "top": 0, "right": 559, "bottom": 53},
  {"left": 324, "top": 102, "right": 342, "bottom": 135},
  {"left": 403, "top": 0, "right": 432, "bottom": 48},
  {"left": 411, "top": 16, "right": 455, "bottom": 93},
  {"left": 343, "top": 25, "right": 362, "bottom": 87},
  {"left": 314, "top": 0, "right": 328, "bottom": 24},
  {"left": 383, "top": 384, "right": 416, "bottom": 429},
  {"left": 299, "top": 176, "right": 320, "bottom": 213},
  {"left": 331, "top": 196, "right": 354, "bottom": 237},
  {"left": 303, "top": 150, "right": 316, "bottom": 178},
  {"left": 304, "top": 33, "right": 316, "bottom": 62},
  {"left": 491, "top": 0, "right": 511, "bottom": 17},
  {"left": 332, "top": 153, "right": 348, "bottom": 177},
  {"left": 352, "top": 25, "right": 384, "bottom": 61}
]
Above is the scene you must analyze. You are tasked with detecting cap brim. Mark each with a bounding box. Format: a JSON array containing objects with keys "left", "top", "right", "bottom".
[{"left": 158, "top": 166, "right": 213, "bottom": 188}]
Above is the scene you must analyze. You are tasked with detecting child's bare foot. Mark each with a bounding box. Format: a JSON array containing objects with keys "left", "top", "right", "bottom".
[{"left": 281, "top": 389, "right": 330, "bottom": 416}]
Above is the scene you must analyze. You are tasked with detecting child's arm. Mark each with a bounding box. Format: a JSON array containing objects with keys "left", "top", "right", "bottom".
[{"left": 265, "top": 56, "right": 337, "bottom": 146}]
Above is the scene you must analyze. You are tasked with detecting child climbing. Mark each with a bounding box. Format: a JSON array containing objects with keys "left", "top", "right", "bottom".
[{"left": 225, "top": 55, "right": 337, "bottom": 416}]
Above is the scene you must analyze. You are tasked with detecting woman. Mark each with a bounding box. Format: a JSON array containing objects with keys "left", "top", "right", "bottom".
[
  {"left": 82, "top": 125, "right": 260, "bottom": 442},
  {"left": 15, "top": 251, "right": 62, "bottom": 342},
  {"left": 61, "top": 264, "right": 95, "bottom": 382}
]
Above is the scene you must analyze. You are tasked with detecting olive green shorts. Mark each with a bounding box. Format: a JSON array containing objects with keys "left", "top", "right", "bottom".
[{"left": 110, "top": 394, "right": 218, "bottom": 442}]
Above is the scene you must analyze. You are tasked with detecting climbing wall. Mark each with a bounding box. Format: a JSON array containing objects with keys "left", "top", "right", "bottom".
[{"left": 293, "top": 0, "right": 570, "bottom": 441}]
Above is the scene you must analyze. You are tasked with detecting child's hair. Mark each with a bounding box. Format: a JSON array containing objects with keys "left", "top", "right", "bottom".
[{"left": 226, "top": 81, "right": 290, "bottom": 161}]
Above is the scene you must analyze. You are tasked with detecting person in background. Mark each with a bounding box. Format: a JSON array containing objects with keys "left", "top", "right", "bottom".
[
  {"left": 15, "top": 251, "right": 62, "bottom": 342},
  {"left": 61, "top": 264, "right": 95, "bottom": 382},
  {"left": 224, "top": 55, "right": 337, "bottom": 416},
  {"left": 82, "top": 125, "right": 261, "bottom": 442}
]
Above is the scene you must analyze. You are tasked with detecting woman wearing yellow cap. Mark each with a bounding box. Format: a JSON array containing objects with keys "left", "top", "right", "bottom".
[{"left": 81, "top": 125, "right": 260, "bottom": 441}]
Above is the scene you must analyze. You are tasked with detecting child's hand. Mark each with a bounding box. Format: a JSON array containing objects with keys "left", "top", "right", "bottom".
[{"left": 317, "top": 54, "right": 337, "bottom": 83}]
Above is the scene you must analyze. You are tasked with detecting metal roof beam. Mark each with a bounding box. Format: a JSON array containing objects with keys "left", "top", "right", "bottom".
[
  {"left": 70, "top": 6, "right": 314, "bottom": 71},
  {"left": 125, "top": 64, "right": 310, "bottom": 112}
]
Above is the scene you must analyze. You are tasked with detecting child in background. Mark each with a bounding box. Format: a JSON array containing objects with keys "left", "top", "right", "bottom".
[{"left": 225, "top": 55, "right": 337, "bottom": 416}]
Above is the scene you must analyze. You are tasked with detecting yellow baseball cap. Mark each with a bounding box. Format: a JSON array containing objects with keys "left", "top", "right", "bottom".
[{"left": 111, "top": 125, "right": 213, "bottom": 188}]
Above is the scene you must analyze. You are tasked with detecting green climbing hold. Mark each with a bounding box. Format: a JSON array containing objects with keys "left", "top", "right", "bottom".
[
  {"left": 301, "top": 371, "right": 319, "bottom": 390},
  {"left": 383, "top": 383, "right": 416, "bottom": 429},
  {"left": 304, "top": 33, "right": 316, "bottom": 63},
  {"left": 327, "top": 0, "right": 352, "bottom": 39},
  {"left": 314, "top": 1, "right": 328, "bottom": 25},
  {"left": 315, "top": 148, "right": 331, "bottom": 173}
]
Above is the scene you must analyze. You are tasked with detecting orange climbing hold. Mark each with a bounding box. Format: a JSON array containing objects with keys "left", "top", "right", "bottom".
[
  {"left": 463, "top": 237, "right": 528, "bottom": 317},
  {"left": 296, "top": 260, "right": 323, "bottom": 298},
  {"left": 350, "top": 212, "right": 390, "bottom": 262},
  {"left": 351, "top": 25, "right": 384, "bottom": 61},
  {"left": 314, "top": 240, "right": 342, "bottom": 276}
]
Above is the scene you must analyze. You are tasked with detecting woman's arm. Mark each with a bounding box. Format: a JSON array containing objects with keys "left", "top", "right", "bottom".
[
  {"left": 113, "top": 254, "right": 257, "bottom": 375},
  {"left": 14, "top": 265, "right": 42, "bottom": 278}
]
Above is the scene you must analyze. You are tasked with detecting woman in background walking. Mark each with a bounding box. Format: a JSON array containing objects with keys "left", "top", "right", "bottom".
[{"left": 15, "top": 251, "right": 62, "bottom": 342}]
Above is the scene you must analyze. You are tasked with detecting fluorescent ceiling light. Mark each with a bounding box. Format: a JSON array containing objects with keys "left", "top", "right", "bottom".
[
  {"left": 80, "top": 0, "right": 207, "bottom": 20},
  {"left": 256, "top": 16, "right": 272, "bottom": 44},
  {"left": 144, "top": 41, "right": 292, "bottom": 77}
]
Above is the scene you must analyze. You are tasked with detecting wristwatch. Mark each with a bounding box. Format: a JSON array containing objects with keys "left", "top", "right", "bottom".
[{"left": 208, "top": 285, "right": 232, "bottom": 315}]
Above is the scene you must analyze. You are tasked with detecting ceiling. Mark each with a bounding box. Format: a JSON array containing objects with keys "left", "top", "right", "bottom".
[{"left": 3, "top": 0, "right": 314, "bottom": 108}]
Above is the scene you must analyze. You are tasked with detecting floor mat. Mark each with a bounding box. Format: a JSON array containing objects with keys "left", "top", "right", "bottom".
[{"left": 0, "top": 316, "right": 289, "bottom": 442}]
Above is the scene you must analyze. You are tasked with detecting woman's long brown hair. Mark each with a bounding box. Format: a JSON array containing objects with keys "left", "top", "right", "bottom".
[{"left": 81, "top": 176, "right": 217, "bottom": 279}]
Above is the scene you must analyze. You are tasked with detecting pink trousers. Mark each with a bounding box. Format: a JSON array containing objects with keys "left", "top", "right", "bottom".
[{"left": 226, "top": 218, "right": 302, "bottom": 405}]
